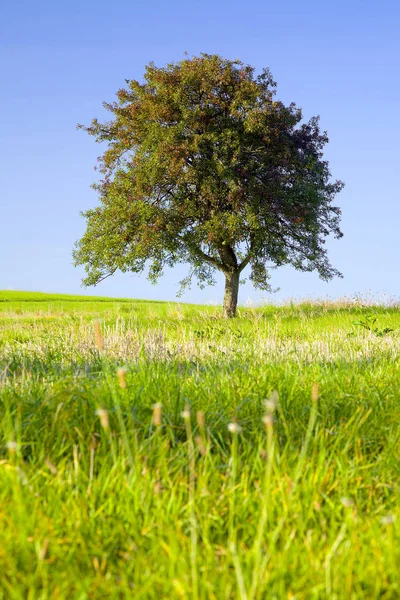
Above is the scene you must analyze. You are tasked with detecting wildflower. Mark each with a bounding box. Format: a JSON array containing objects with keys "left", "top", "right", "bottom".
[
  {"left": 262, "top": 414, "right": 273, "bottom": 428},
  {"left": 264, "top": 390, "right": 278, "bottom": 413},
  {"left": 340, "top": 497, "right": 354, "bottom": 508},
  {"left": 381, "top": 514, "right": 396, "bottom": 525},
  {"left": 181, "top": 406, "right": 191, "bottom": 420},
  {"left": 228, "top": 422, "right": 242, "bottom": 434}
]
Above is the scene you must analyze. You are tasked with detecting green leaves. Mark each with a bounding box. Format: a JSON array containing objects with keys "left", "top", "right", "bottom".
[{"left": 353, "top": 315, "right": 395, "bottom": 337}]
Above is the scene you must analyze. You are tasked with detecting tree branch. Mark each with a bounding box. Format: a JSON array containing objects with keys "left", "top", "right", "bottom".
[
  {"left": 192, "top": 246, "right": 225, "bottom": 270},
  {"left": 238, "top": 253, "right": 252, "bottom": 273},
  {"left": 92, "top": 269, "right": 117, "bottom": 285}
]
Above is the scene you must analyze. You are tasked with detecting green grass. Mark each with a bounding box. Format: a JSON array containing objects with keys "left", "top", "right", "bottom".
[
  {"left": 1, "top": 292, "right": 400, "bottom": 598},
  {"left": 0, "top": 290, "right": 160, "bottom": 303}
]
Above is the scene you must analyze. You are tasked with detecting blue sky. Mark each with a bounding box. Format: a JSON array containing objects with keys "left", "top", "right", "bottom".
[{"left": 1, "top": 0, "right": 399, "bottom": 304}]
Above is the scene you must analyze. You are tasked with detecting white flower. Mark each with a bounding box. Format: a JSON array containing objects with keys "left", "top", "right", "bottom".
[
  {"left": 264, "top": 391, "right": 278, "bottom": 413},
  {"left": 340, "top": 497, "right": 354, "bottom": 508},
  {"left": 228, "top": 423, "right": 242, "bottom": 434},
  {"left": 381, "top": 514, "right": 396, "bottom": 525},
  {"left": 262, "top": 414, "right": 273, "bottom": 427}
]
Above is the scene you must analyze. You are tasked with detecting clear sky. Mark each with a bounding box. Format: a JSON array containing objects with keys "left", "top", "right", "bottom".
[{"left": 1, "top": 0, "right": 399, "bottom": 304}]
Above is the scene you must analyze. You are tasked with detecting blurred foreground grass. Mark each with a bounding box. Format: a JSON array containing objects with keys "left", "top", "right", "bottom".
[{"left": 1, "top": 292, "right": 400, "bottom": 598}]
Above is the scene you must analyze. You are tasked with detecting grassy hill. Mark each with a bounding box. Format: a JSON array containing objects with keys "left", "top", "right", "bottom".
[
  {"left": 0, "top": 290, "right": 168, "bottom": 304},
  {"left": 1, "top": 292, "right": 400, "bottom": 597}
]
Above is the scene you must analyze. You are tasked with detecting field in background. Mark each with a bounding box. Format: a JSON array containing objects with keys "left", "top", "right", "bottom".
[{"left": 1, "top": 292, "right": 400, "bottom": 598}]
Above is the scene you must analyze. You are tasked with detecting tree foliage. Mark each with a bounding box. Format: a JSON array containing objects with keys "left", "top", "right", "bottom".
[{"left": 74, "top": 54, "right": 344, "bottom": 316}]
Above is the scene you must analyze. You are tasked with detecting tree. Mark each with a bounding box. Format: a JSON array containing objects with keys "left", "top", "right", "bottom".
[{"left": 74, "top": 54, "right": 344, "bottom": 317}]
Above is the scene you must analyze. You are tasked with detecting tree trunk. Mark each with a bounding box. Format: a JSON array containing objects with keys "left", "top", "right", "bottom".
[{"left": 223, "top": 270, "right": 240, "bottom": 318}]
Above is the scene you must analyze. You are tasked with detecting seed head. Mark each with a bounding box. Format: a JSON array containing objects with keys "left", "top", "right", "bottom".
[
  {"left": 94, "top": 320, "right": 104, "bottom": 351},
  {"left": 153, "top": 480, "right": 163, "bottom": 494},
  {"left": 196, "top": 410, "right": 205, "bottom": 429},
  {"left": 195, "top": 435, "right": 206, "bottom": 456},
  {"left": 6, "top": 441, "right": 18, "bottom": 453},
  {"left": 264, "top": 390, "right": 278, "bottom": 413},
  {"left": 117, "top": 368, "right": 127, "bottom": 389},
  {"left": 181, "top": 407, "right": 191, "bottom": 420},
  {"left": 95, "top": 408, "right": 109, "bottom": 430},
  {"left": 311, "top": 383, "right": 319, "bottom": 403},
  {"left": 152, "top": 403, "right": 162, "bottom": 427}
]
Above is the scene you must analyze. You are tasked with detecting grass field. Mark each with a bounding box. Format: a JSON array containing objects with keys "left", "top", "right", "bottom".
[{"left": 1, "top": 291, "right": 400, "bottom": 598}]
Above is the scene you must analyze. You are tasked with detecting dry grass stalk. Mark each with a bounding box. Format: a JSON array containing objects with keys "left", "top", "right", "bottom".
[
  {"left": 196, "top": 410, "right": 205, "bottom": 430},
  {"left": 94, "top": 320, "right": 104, "bottom": 351},
  {"left": 195, "top": 435, "right": 206, "bottom": 456},
  {"left": 311, "top": 383, "right": 319, "bottom": 403},
  {"left": 96, "top": 408, "right": 109, "bottom": 430},
  {"left": 45, "top": 458, "right": 58, "bottom": 475},
  {"left": 117, "top": 368, "right": 127, "bottom": 388},
  {"left": 152, "top": 403, "right": 162, "bottom": 427}
]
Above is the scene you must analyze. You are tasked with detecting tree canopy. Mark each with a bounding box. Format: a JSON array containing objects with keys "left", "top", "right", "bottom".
[{"left": 74, "top": 53, "right": 344, "bottom": 316}]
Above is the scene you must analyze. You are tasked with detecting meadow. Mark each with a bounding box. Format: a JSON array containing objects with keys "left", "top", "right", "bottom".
[{"left": 1, "top": 290, "right": 400, "bottom": 599}]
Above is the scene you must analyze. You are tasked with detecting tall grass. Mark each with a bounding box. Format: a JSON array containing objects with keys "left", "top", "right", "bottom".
[{"left": 0, "top": 293, "right": 400, "bottom": 598}]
